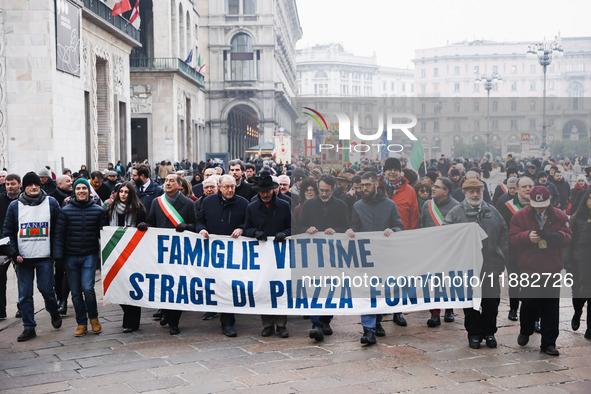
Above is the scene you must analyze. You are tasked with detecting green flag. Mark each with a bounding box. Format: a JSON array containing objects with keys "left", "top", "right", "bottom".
[{"left": 408, "top": 140, "right": 425, "bottom": 172}]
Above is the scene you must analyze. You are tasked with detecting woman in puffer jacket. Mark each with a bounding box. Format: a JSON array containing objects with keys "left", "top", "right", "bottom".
[{"left": 103, "top": 182, "right": 146, "bottom": 332}]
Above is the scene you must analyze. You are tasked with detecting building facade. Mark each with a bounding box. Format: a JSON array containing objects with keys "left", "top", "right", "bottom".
[
  {"left": 413, "top": 36, "right": 591, "bottom": 157},
  {"left": 129, "top": 0, "right": 207, "bottom": 165},
  {"left": 0, "top": 0, "right": 140, "bottom": 175},
  {"left": 196, "top": 0, "right": 302, "bottom": 161}
]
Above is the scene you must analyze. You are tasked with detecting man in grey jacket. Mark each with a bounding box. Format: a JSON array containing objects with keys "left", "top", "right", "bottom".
[
  {"left": 444, "top": 178, "right": 508, "bottom": 350},
  {"left": 346, "top": 171, "right": 403, "bottom": 345}
]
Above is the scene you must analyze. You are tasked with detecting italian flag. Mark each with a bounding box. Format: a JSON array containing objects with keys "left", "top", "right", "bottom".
[{"left": 407, "top": 139, "right": 425, "bottom": 172}]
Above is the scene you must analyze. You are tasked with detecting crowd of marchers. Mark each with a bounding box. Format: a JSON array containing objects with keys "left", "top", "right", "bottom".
[{"left": 1, "top": 153, "right": 590, "bottom": 357}]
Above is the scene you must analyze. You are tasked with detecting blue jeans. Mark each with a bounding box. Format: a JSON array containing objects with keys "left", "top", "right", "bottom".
[
  {"left": 65, "top": 255, "right": 98, "bottom": 325},
  {"left": 15, "top": 258, "right": 59, "bottom": 329},
  {"left": 361, "top": 314, "right": 383, "bottom": 331},
  {"left": 310, "top": 315, "right": 332, "bottom": 329}
]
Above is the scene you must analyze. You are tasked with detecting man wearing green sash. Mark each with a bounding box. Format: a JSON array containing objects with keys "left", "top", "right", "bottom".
[{"left": 420, "top": 177, "right": 459, "bottom": 327}]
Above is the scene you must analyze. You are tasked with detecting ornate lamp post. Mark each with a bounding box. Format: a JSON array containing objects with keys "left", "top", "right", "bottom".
[
  {"left": 527, "top": 38, "right": 563, "bottom": 150},
  {"left": 475, "top": 73, "right": 502, "bottom": 146}
]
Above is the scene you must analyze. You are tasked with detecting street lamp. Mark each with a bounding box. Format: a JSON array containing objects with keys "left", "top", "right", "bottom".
[
  {"left": 475, "top": 73, "right": 502, "bottom": 146},
  {"left": 527, "top": 38, "right": 563, "bottom": 150}
]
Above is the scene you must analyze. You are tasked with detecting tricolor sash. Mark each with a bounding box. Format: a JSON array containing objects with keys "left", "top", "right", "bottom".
[
  {"left": 428, "top": 199, "right": 445, "bottom": 226},
  {"left": 157, "top": 196, "right": 185, "bottom": 226},
  {"left": 505, "top": 199, "right": 523, "bottom": 215},
  {"left": 500, "top": 183, "right": 508, "bottom": 194}
]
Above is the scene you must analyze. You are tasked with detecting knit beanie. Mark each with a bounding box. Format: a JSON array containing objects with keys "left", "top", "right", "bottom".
[
  {"left": 73, "top": 177, "right": 91, "bottom": 193},
  {"left": 22, "top": 172, "right": 41, "bottom": 188},
  {"left": 383, "top": 158, "right": 402, "bottom": 172}
]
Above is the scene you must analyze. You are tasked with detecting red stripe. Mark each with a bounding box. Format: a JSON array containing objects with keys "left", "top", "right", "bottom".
[
  {"left": 157, "top": 197, "right": 180, "bottom": 226},
  {"left": 103, "top": 229, "right": 146, "bottom": 294}
]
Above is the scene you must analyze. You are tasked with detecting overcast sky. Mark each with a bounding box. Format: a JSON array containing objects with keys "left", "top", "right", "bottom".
[{"left": 295, "top": 0, "right": 591, "bottom": 69}]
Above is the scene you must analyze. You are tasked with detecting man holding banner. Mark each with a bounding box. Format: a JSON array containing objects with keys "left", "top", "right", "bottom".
[
  {"left": 196, "top": 174, "right": 248, "bottom": 337},
  {"left": 420, "top": 177, "right": 459, "bottom": 327},
  {"left": 244, "top": 172, "right": 292, "bottom": 338},
  {"left": 137, "top": 174, "right": 196, "bottom": 335},
  {"left": 346, "top": 171, "right": 403, "bottom": 345},
  {"left": 444, "top": 179, "right": 508, "bottom": 350}
]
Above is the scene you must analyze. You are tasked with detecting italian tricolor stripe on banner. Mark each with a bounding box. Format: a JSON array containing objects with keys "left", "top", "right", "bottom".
[
  {"left": 157, "top": 196, "right": 185, "bottom": 227},
  {"left": 102, "top": 227, "right": 146, "bottom": 294}
]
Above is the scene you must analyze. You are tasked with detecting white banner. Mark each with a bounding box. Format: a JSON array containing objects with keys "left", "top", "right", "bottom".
[{"left": 101, "top": 223, "right": 486, "bottom": 315}]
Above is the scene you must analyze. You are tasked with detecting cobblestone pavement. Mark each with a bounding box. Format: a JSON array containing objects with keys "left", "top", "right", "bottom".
[{"left": 1, "top": 268, "right": 590, "bottom": 393}]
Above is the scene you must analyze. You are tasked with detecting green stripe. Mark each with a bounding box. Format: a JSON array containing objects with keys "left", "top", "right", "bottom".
[{"left": 101, "top": 227, "right": 128, "bottom": 266}]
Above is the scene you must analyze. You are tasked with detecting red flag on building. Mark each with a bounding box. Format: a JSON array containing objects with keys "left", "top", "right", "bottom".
[
  {"left": 110, "top": 0, "right": 131, "bottom": 16},
  {"left": 129, "top": 0, "right": 140, "bottom": 28}
]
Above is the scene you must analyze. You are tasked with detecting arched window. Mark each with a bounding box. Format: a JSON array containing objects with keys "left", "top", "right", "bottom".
[
  {"left": 230, "top": 33, "right": 255, "bottom": 81},
  {"left": 568, "top": 81, "right": 584, "bottom": 110}
]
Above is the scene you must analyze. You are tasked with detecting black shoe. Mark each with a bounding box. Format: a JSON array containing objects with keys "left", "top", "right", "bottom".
[
  {"left": 468, "top": 336, "right": 481, "bottom": 349},
  {"left": 393, "top": 313, "right": 407, "bottom": 327},
  {"left": 322, "top": 322, "right": 333, "bottom": 336},
  {"left": 517, "top": 333, "right": 529, "bottom": 346},
  {"left": 169, "top": 324, "right": 180, "bottom": 335},
  {"left": 152, "top": 309, "right": 163, "bottom": 320},
  {"left": 542, "top": 345, "right": 559, "bottom": 356},
  {"left": 444, "top": 310, "right": 455, "bottom": 323},
  {"left": 572, "top": 313, "right": 581, "bottom": 331},
  {"left": 427, "top": 315, "right": 441, "bottom": 327},
  {"left": 276, "top": 326, "right": 289, "bottom": 338},
  {"left": 50, "top": 312, "right": 62, "bottom": 329},
  {"left": 122, "top": 327, "right": 136, "bottom": 333},
  {"left": 261, "top": 326, "right": 274, "bottom": 337},
  {"left": 508, "top": 309, "right": 518, "bottom": 321},
  {"left": 159, "top": 315, "right": 169, "bottom": 326},
  {"left": 585, "top": 329, "right": 591, "bottom": 340},
  {"left": 202, "top": 312, "right": 217, "bottom": 320},
  {"left": 375, "top": 323, "right": 386, "bottom": 337},
  {"left": 360, "top": 328, "right": 376, "bottom": 345},
  {"left": 309, "top": 327, "right": 324, "bottom": 342},
  {"left": 57, "top": 301, "right": 67, "bottom": 316},
  {"left": 222, "top": 325, "right": 237, "bottom": 337},
  {"left": 17, "top": 328, "right": 36, "bottom": 342},
  {"left": 15, "top": 309, "right": 22, "bottom": 319},
  {"left": 485, "top": 335, "right": 497, "bottom": 348},
  {"left": 534, "top": 319, "right": 541, "bottom": 333}
]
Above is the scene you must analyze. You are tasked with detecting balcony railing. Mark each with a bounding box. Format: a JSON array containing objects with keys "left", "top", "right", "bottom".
[
  {"left": 82, "top": 0, "right": 140, "bottom": 42},
  {"left": 130, "top": 57, "right": 205, "bottom": 87}
]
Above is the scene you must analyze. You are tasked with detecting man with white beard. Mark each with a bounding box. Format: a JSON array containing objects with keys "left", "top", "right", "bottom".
[{"left": 444, "top": 179, "right": 508, "bottom": 350}]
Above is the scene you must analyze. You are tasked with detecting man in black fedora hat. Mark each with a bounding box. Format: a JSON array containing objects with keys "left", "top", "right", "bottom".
[{"left": 244, "top": 171, "right": 292, "bottom": 338}]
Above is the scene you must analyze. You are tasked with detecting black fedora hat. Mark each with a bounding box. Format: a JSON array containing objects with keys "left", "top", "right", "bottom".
[{"left": 252, "top": 171, "right": 279, "bottom": 192}]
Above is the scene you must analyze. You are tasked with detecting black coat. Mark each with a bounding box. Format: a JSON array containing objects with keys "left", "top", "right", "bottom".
[
  {"left": 235, "top": 180, "right": 256, "bottom": 201},
  {"left": 146, "top": 192, "right": 196, "bottom": 229},
  {"left": 136, "top": 179, "right": 163, "bottom": 214},
  {"left": 566, "top": 211, "right": 591, "bottom": 297},
  {"left": 244, "top": 194, "right": 291, "bottom": 237},
  {"left": 41, "top": 179, "right": 57, "bottom": 195},
  {"left": 54, "top": 198, "right": 105, "bottom": 259},
  {"left": 299, "top": 195, "right": 350, "bottom": 233},
  {"left": 195, "top": 192, "right": 248, "bottom": 235}
]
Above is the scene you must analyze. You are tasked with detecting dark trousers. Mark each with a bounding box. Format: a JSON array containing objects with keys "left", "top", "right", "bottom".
[
  {"left": 221, "top": 313, "right": 235, "bottom": 327},
  {"left": 0, "top": 261, "right": 10, "bottom": 315},
  {"left": 463, "top": 274, "right": 500, "bottom": 338},
  {"left": 164, "top": 309, "right": 182, "bottom": 326},
  {"left": 310, "top": 315, "right": 332, "bottom": 329},
  {"left": 507, "top": 254, "right": 520, "bottom": 310},
  {"left": 520, "top": 287, "right": 560, "bottom": 350},
  {"left": 572, "top": 297, "right": 591, "bottom": 328},
  {"left": 120, "top": 304, "right": 141, "bottom": 330},
  {"left": 54, "top": 259, "right": 70, "bottom": 303}
]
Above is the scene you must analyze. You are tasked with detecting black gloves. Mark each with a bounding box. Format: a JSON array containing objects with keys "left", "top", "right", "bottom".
[
  {"left": 255, "top": 231, "right": 267, "bottom": 241},
  {"left": 136, "top": 222, "right": 148, "bottom": 232},
  {"left": 175, "top": 223, "right": 190, "bottom": 232},
  {"left": 547, "top": 232, "right": 563, "bottom": 247},
  {"left": 274, "top": 232, "right": 287, "bottom": 243}
]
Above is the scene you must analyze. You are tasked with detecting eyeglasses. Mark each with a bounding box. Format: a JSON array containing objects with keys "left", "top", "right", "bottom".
[
  {"left": 221, "top": 185, "right": 236, "bottom": 190},
  {"left": 203, "top": 185, "right": 216, "bottom": 190},
  {"left": 360, "top": 183, "right": 373, "bottom": 188},
  {"left": 304, "top": 188, "right": 316, "bottom": 193}
]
